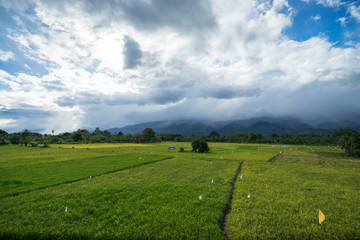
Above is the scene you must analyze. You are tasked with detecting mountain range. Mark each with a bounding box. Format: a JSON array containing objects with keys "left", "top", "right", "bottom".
[{"left": 107, "top": 117, "right": 360, "bottom": 135}]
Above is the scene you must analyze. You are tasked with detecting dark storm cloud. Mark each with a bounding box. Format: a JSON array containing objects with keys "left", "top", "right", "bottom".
[
  {"left": 115, "top": 78, "right": 360, "bottom": 126},
  {"left": 146, "top": 88, "right": 185, "bottom": 104},
  {"left": 203, "top": 86, "right": 261, "bottom": 99},
  {"left": 6, "top": 0, "right": 218, "bottom": 33},
  {"left": 238, "top": 80, "right": 360, "bottom": 122},
  {"left": 83, "top": 0, "right": 217, "bottom": 33},
  {"left": 42, "top": 82, "right": 66, "bottom": 92},
  {"left": 56, "top": 92, "right": 105, "bottom": 107},
  {"left": 56, "top": 76, "right": 261, "bottom": 108},
  {"left": 0, "top": 108, "right": 51, "bottom": 119},
  {"left": 0, "top": 108, "right": 54, "bottom": 133},
  {"left": 56, "top": 86, "right": 186, "bottom": 108},
  {"left": 21, "top": 0, "right": 215, "bottom": 37},
  {"left": 292, "top": 80, "right": 360, "bottom": 119},
  {"left": 123, "top": 35, "right": 142, "bottom": 69},
  {"left": 336, "top": 72, "right": 360, "bottom": 87},
  {"left": 108, "top": 89, "right": 185, "bottom": 105}
]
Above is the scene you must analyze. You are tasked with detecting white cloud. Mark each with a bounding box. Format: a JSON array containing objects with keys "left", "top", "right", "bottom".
[
  {"left": 0, "top": 118, "right": 17, "bottom": 128},
  {"left": 0, "top": 0, "right": 359, "bottom": 132},
  {"left": 0, "top": 50, "right": 15, "bottom": 62},
  {"left": 316, "top": 0, "right": 342, "bottom": 7},
  {"left": 311, "top": 15, "right": 321, "bottom": 22},
  {"left": 348, "top": 4, "right": 360, "bottom": 22},
  {"left": 302, "top": 0, "right": 342, "bottom": 7},
  {"left": 337, "top": 17, "right": 347, "bottom": 26}
]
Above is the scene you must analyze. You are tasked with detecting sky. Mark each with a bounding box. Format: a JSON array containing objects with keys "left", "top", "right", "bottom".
[{"left": 0, "top": 0, "right": 359, "bottom": 133}]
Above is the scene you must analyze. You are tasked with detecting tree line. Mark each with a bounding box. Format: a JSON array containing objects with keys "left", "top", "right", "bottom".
[
  {"left": 0, "top": 126, "right": 359, "bottom": 157},
  {"left": 0, "top": 128, "right": 158, "bottom": 146}
]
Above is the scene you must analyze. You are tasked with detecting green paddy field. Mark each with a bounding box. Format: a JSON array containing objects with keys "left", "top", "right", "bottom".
[{"left": 0, "top": 143, "right": 359, "bottom": 239}]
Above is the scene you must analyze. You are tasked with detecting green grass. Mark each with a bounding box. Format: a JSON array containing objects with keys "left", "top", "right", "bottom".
[
  {"left": 273, "top": 149, "right": 360, "bottom": 168},
  {"left": 0, "top": 145, "right": 121, "bottom": 168},
  {"left": 225, "top": 148, "right": 360, "bottom": 239},
  {"left": 0, "top": 150, "right": 172, "bottom": 197},
  {"left": 0, "top": 143, "right": 359, "bottom": 239},
  {"left": 0, "top": 157, "right": 240, "bottom": 239}
]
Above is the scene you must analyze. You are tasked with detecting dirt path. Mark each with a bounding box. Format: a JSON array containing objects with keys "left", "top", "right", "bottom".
[{"left": 221, "top": 161, "right": 243, "bottom": 240}]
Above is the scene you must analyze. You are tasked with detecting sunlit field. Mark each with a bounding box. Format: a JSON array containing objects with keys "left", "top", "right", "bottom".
[
  {"left": 225, "top": 148, "right": 360, "bottom": 239},
  {"left": 0, "top": 143, "right": 359, "bottom": 239}
]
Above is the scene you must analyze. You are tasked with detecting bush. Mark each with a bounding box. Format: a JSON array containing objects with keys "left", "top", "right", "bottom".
[
  {"left": 42, "top": 140, "right": 50, "bottom": 148},
  {"left": 179, "top": 147, "right": 184, "bottom": 152},
  {"left": 191, "top": 138, "right": 209, "bottom": 153},
  {"left": 340, "top": 132, "right": 360, "bottom": 157},
  {"left": 30, "top": 142, "right": 38, "bottom": 147},
  {"left": 174, "top": 136, "right": 184, "bottom": 142},
  {"left": 9, "top": 135, "right": 20, "bottom": 144},
  {"left": 0, "top": 129, "right": 9, "bottom": 145}
]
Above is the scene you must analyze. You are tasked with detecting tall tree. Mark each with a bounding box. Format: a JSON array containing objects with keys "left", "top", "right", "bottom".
[
  {"left": 142, "top": 128, "right": 156, "bottom": 143},
  {"left": 340, "top": 132, "right": 360, "bottom": 157},
  {"left": 94, "top": 127, "right": 101, "bottom": 135},
  {"left": 248, "top": 132, "right": 257, "bottom": 142},
  {"left": 73, "top": 131, "right": 83, "bottom": 142},
  {"left": 0, "top": 129, "right": 9, "bottom": 145},
  {"left": 191, "top": 138, "right": 209, "bottom": 153},
  {"left": 210, "top": 131, "right": 220, "bottom": 138},
  {"left": 20, "top": 129, "right": 31, "bottom": 146}
]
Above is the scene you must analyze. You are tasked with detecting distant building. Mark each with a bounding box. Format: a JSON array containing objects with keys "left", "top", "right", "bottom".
[{"left": 168, "top": 146, "right": 176, "bottom": 150}]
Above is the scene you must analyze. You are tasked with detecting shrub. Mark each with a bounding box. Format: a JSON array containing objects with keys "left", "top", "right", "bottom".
[
  {"left": 340, "top": 132, "right": 360, "bottom": 157},
  {"left": 191, "top": 138, "right": 209, "bottom": 153},
  {"left": 42, "top": 140, "right": 50, "bottom": 148}
]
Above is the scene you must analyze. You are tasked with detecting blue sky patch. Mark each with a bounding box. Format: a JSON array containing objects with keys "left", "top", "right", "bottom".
[{"left": 285, "top": 0, "right": 359, "bottom": 46}]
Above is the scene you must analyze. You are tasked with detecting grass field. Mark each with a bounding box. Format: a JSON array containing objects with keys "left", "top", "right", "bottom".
[
  {"left": 225, "top": 147, "right": 360, "bottom": 239},
  {"left": 0, "top": 143, "right": 359, "bottom": 239}
]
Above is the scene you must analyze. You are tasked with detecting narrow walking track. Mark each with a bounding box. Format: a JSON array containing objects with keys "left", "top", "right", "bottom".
[
  {"left": 267, "top": 153, "right": 282, "bottom": 162},
  {"left": 221, "top": 161, "right": 243, "bottom": 240}
]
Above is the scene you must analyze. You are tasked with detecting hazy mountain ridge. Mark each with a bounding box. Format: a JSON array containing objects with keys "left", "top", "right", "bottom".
[{"left": 107, "top": 117, "right": 360, "bottom": 135}]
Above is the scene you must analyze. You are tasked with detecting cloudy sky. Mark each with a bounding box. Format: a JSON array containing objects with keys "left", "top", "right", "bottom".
[{"left": 0, "top": 0, "right": 359, "bottom": 133}]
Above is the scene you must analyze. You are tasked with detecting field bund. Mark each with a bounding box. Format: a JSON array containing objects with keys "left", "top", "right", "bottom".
[{"left": 0, "top": 143, "right": 359, "bottom": 239}]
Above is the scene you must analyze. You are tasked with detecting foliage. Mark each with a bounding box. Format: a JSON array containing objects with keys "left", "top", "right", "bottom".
[
  {"left": 158, "top": 133, "right": 182, "bottom": 141},
  {"left": 3, "top": 126, "right": 359, "bottom": 147},
  {"left": 72, "top": 131, "right": 83, "bottom": 142},
  {"left": 0, "top": 129, "right": 9, "bottom": 145},
  {"left": 42, "top": 140, "right": 50, "bottom": 148},
  {"left": 142, "top": 127, "right": 156, "bottom": 142},
  {"left": 248, "top": 131, "right": 257, "bottom": 141},
  {"left": 210, "top": 131, "right": 220, "bottom": 138},
  {"left": 340, "top": 132, "right": 360, "bottom": 157},
  {"left": 191, "top": 138, "right": 209, "bottom": 153},
  {"left": 9, "top": 134, "right": 20, "bottom": 144}
]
